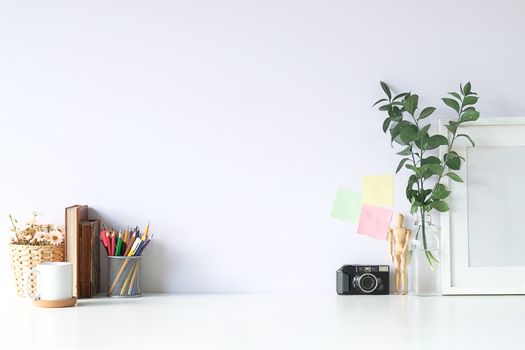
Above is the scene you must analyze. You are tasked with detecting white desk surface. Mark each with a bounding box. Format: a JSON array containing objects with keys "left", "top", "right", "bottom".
[{"left": 1, "top": 293, "right": 524, "bottom": 350}]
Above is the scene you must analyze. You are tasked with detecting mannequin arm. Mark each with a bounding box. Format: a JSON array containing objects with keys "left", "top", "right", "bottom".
[
  {"left": 387, "top": 229, "right": 393, "bottom": 261},
  {"left": 402, "top": 229, "right": 411, "bottom": 252}
]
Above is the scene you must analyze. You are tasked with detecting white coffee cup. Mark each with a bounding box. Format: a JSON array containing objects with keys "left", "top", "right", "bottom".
[{"left": 24, "top": 262, "right": 73, "bottom": 301}]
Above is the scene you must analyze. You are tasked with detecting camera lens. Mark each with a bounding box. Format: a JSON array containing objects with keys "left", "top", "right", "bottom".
[{"left": 357, "top": 273, "right": 378, "bottom": 293}]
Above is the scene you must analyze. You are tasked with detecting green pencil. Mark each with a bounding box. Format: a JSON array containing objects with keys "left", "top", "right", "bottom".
[{"left": 115, "top": 231, "right": 123, "bottom": 256}]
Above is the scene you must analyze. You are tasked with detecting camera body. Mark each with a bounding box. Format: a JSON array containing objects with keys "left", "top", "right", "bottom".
[{"left": 337, "top": 265, "right": 389, "bottom": 295}]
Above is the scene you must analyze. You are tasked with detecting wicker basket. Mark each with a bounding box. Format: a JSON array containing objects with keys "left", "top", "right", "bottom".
[{"left": 9, "top": 244, "right": 66, "bottom": 297}]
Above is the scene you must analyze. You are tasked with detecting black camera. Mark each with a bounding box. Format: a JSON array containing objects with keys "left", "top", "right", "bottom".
[{"left": 336, "top": 265, "right": 389, "bottom": 295}]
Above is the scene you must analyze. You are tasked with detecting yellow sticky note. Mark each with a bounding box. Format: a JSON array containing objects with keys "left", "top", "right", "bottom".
[{"left": 363, "top": 175, "right": 393, "bottom": 207}]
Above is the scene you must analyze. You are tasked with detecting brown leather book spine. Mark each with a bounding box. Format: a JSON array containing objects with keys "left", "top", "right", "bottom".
[
  {"left": 75, "top": 206, "right": 88, "bottom": 298},
  {"left": 80, "top": 222, "right": 90, "bottom": 298},
  {"left": 91, "top": 220, "right": 101, "bottom": 296}
]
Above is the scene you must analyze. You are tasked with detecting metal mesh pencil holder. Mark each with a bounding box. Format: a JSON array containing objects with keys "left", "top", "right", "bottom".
[{"left": 107, "top": 256, "right": 142, "bottom": 297}]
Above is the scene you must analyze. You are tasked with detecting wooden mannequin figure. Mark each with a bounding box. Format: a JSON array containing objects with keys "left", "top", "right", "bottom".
[{"left": 387, "top": 214, "right": 411, "bottom": 295}]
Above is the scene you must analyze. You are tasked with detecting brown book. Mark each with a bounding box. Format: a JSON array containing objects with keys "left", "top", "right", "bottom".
[
  {"left": 80, "top": 220, "right": 100, "bottom": 298},
  {"left": 65, "top": 205, "right": 88, "bottom": 298}
]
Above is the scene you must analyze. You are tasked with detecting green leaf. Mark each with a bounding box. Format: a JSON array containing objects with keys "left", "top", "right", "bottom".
[
  {"left": 396, "top": 146, "right": 412, "bottom": 156},
  {"left": 463, "top": 82, "right": 471, "bottom": 95},
  {"left": 417, "top": 124, "right": 431, "bottom": 140},
  {"left": 389, "top": 120, "right": 411, "bottom": 144},
  {"left": 380, "top": 81, "right": 391, "bottom": 100},
  {"left": 393, "top": 92, "right": 409, "bottom": 101},
  {"left": 463, "top": 106, "right": 476, "bottom": 112},
  {"left": 460, "top": 110, "right": 480, "bottom": 123},
  {"left": 399, "top": 125, "right": 418, "bottom": 143},
  {"left": 373, "top": 98, "right": 388, "bottom": 107},
  {"left": 427, "top": 135, "right": 449, "bottom": 150},
  {"left": 404, "top": 94, "right": 419, "bottom": 115},
  {"left": 382, "top": 117, "right": 392, "bottom": 133},
  {"left": 379, "top": 104, "right": 390, "bottom": 111},
  {"left": 432, "top": 184, "right": 451, "bottom": 200},
  {"left": 431, "top": 200, "right": 449, "bottom": 212},
  {"left": 462, "top": 95, "right": 478, "bottom": 106},
  {"left": 406, "top": 186, "right": 417, "bottom": 202},
  {"left": 421, "top": 156, "right": 441, "bottom": 165},
  {"left": 457, "top": 133, "right": 475, "bottom": 146},
  {"left": 444, "top": 126, "right": 456, "bottom": 135},
  {"left": 396, "top": 158, "right": 410, "bottom": 173},
  {"left": 442, "top": 98, "right": 460, "bottom": 113},
  {"left": 448, "top": 92, "right": 461, "bottom": 100},
  {"left": 418, "top": 189, "right": 432, "bottom": 202},
  {"left": 405, "top": 164, "right": 417, "bottom": 172},
  {"left": 445, "top": 152, "right": 461, "bottom": 170},
  {"left": 387, "top": 106, "right": 402, "bottom": 119},
  {"left": 445, "top": 172, "right": 463, "bottom": 182},
  {"left": 427, "top": 164, "right": 444, "bottom": 175},
  {"left": 419, "top": 107, "right": 436, "bottom": 120}
]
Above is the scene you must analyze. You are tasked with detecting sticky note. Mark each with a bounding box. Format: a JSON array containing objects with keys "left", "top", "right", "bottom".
[
  {"left": 363, "top": 175, "right": 393, "bottom": 207},
  {"left": 356, "top": 204, "right": 393, "bottom": 240},
  {"left": 330, "top": 188, "right": 362, "bottom": 224}
]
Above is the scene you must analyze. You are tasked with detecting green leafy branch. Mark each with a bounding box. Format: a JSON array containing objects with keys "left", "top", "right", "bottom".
[
  {"left": 374, "top": 81, "right": 479, "bottom": 215},
  {"left": 374, "top": 82, "right": 480, "bottom": 265}
]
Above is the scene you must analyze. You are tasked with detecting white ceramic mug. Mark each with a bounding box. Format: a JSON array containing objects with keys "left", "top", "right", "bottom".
[{"left": 24, "top": 262, "right": 73, "bottom": 301}]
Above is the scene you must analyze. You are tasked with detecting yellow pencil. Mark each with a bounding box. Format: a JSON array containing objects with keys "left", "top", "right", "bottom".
[
  {"left": 141, "top": 221, "right": 150, "bottom": 241},
  {"left": 128, "top": 238, "right": 141, "bottom": 256},
  {"left": 123, "top": 226, "right": 129, "bottom": 246},
  {"left": 120, "top": 264, "right": 134, "bottom": 296},
  {"left": 128, "top": 264, "right": 139, "bottom": 295}
]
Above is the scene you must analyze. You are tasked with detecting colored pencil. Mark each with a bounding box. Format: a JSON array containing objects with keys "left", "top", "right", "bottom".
[
  {"left": 115, "top": 231, "right": 123, "bottom": 256},
  {"left": 105, "top": 232, "right": 111, "bottom": 255},
  {"left": 124, "top": 226, "right": 129, "bottom": 247},
  {"left": 119, "top": 263, "right": 134, "bottom": 295},
  {"left": 136, "top": 237, "right": 151, "bottom": 255},
  {"left": 128, "top": 238, "right": 141, "bottom": 256},
  {"left": 112, "top": 232, "right": 117, "bottom": 256},
  {"left": 141, "top": 221, "right": 150, "bottom": 241},
  {"left": 128, "top": 264, "right": 139, "bottom": 295},
  {"left": 124, "top": 233, "right": 136, "bottom": 256},
  {"left": 100, "top": 230, "right": 109, "bottom": 255}
]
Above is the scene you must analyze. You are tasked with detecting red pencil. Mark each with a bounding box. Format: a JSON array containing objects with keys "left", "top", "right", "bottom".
[
  {"left": 110, "top": 232, "right": 116, "bottom": 256},
  {"left": 100, "top": 230, "right": 109, "bottom": 255},
  {"left": 104, "top": 232, "right": 111, "bottom": 254}
]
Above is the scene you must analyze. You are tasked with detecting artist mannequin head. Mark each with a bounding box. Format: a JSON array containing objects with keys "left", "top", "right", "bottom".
[{"left": 394, "top": 213, "right": 404, "bottom": 228}]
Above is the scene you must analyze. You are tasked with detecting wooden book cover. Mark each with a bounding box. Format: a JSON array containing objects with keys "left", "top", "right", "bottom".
[
  {"left": 65, "top": 204, "right": 88, "bottom": 298},
  {"left": 80, "top": 220, "right": 100, "bottom": 298}
]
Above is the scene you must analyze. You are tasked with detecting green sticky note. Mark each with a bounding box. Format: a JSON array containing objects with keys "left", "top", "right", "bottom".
[{"left": 330, "top": 188, "right": 362, "bottom": 224}]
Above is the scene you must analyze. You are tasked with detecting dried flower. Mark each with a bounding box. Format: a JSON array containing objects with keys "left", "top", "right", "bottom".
[
  {"left": 34, "top": 231, "right": 46, "bottom": 242},
  {"left": 49, "top": 230, "right": 64, "bottom": 245},
  {"left": 7, "top": 213, "right": 64, "bottom": 246}
]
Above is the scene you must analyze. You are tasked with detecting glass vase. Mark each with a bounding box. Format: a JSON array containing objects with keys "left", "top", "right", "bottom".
[{"left": 408, "top": 212, "right": 441, "bottom": 296}]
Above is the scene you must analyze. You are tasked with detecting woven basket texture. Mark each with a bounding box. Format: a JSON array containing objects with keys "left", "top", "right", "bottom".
[{"left": 9, "top": 244, "right": 65, "bottom": 297}]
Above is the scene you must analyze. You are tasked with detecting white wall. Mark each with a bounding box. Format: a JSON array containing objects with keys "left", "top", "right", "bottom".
[{"left": 1, "top": 0, "right": 524, "bottom": 295}]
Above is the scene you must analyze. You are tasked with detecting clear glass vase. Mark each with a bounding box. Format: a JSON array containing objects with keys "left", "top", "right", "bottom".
[{"left": 408, "top": 212, "right": 441, "bottom": 296}]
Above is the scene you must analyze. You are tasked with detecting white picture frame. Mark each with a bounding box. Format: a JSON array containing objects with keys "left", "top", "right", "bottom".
[{"left": 440, "top": 117, "right": 525, "bottom": 295}]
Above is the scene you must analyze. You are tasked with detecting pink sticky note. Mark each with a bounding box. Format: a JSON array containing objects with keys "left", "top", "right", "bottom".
[{"left": 356, "top": 204, "right": 393, "bottom": 240}]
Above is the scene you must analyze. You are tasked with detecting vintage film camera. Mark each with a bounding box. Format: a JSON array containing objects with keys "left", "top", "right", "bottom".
[{"left": 336, "top": 265, "right": 389, "bottom": 295}]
